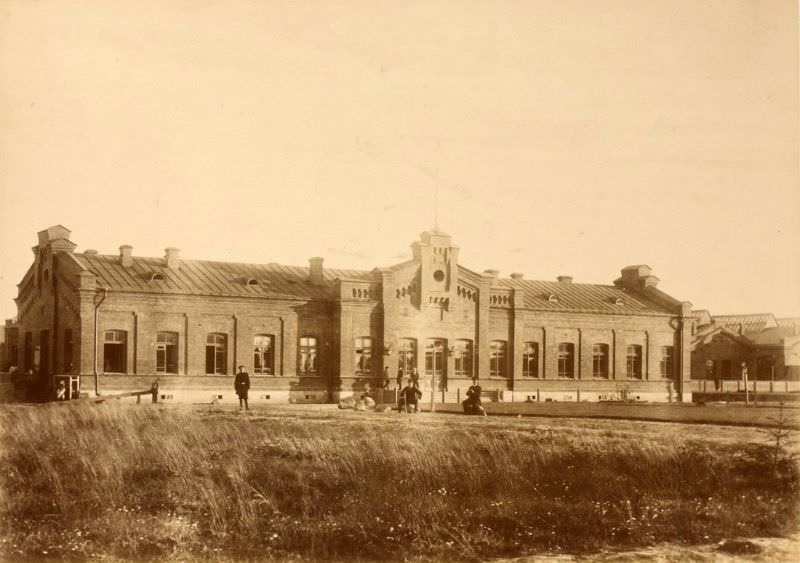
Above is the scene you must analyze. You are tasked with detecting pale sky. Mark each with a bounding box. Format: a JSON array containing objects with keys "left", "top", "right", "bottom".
[{"left": 1, "top": 0, "right": 798, "bottom": 321}]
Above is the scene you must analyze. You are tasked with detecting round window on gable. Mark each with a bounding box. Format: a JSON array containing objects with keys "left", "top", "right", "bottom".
[{"left": 433, "top": 269, "right": 445, "bottom": 282}]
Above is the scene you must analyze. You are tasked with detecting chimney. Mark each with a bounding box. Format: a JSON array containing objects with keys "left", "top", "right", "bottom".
[
  {"left": 84, "top": 249, "right": 98, "bottom": 256},
  {"left": 510, "top": 272, "right": 524, "bottom": 280},
  {"left": 557, "top": 275, "right": 573, "bottom": 284},
  {"left": 119, "top": 245, "right": 133, "bottom": 267},
  {"left": 164, "top": 247, "right": 180, "bottom": 269},
  {"left": 483, "top": 269, "right": 499, "bottom": 280},
  {"left": 309, "top": 257, "right": 324, "bottom": 285},
  {"left": 618, "top": 265, "right": 655, "bottom": 290}
]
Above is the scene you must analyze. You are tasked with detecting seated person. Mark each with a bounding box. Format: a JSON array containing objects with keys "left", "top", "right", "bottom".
[
  {"left": 462, "top": 377, "right": 486, "bottom": 415},
  {"left": 398, "top": 382, "right": 423, "bottom": 413},
  {"left": 355, "top": 393, "right": 376, "bottom": 411}
]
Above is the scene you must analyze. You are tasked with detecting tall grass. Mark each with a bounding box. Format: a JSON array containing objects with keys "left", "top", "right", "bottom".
[{"left": 1, "top": 403, "right": 797, "bottom": 561}]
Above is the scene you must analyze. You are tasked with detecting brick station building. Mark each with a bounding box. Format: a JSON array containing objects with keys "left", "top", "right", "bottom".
[{"left": 11, "top": 225, "right": 693, "bottom": 403}]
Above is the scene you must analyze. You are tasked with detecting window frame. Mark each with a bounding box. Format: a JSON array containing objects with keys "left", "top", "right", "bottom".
[
  {"left": 205, "top": 333, "right": 227, "bottom": 375},
  {"left": 489, "top": 340, "right": 507, "bottom": 377},
  {"left": 592, "top": 343, "right": 609, "bottom": 378},
  {"left": 253, "top": 334, "right": 275, "bottom": 375},
  {"left": 299, "top": 336, "right": 318, "bottom": 375},
  {"left": 626, "top": 344, "right": 642, "bottom": 379},
  {"left": 103, "top": 329, "right": 128, "bottom": 374},
  {"left": 557, "top": 342, "right": 575, "bottom": 378},
  {"left": 155, "top": 331, "right": 179, "bottom": 375},
  {"left": 659, "top": 345, "right": 674, "bottom": 379},
  {"left": 397, "top": 338, "right": 417, "bottom": 375},
  {"left": 453, "top": 339, "right": 473, "bottom": 377},
  {"left": 522, "top": 341, "right": 539, "bottom": 378},
  {"left": 354, "top": 336, "right": 372, "bottom": 375}
]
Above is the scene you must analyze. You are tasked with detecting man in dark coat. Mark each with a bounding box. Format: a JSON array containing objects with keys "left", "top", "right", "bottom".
[
  {"left": 398, "top": 382, "right": 422, "bottom": 413},
  {"left": 234, "top": 365, "right": 250, "bottom": 410},
  {"left": 462, "top": 377, "right": 485, "bottom": 415}
]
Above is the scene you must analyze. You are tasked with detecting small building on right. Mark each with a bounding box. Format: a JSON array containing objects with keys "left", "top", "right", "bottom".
[{"left": 691, "top": 312, "right": 800, "bottom": 383}]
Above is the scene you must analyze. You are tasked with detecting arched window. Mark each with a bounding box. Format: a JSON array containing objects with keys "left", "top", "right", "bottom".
[
  {"left": 104, "top": 329, "right": 127, "bottom": 373},
  {"left": 205, "top": 333, "right": 227, "bottom": 375},
  {"left": 425, "top": 339, "right": 447, "bottom": 378},
  {"left": 156, "top": 331, "right": 178, "bottom": 374},
  {"left": 396, "top": 338, "right": 416, "bottom": 376},
  {"left": 299, "top": 336, "right": 317, "bottom": 375},
  {"left": 522, "top": 342, "right": 538, "bottom": 377},
  {"left": 626, "top": 345, "right": 642, "bottom": 378},
  {"left": 557, "top": 343, "right": 575, "bottom": 378},
  {"left": 354, "top": 337, "right": 372, "bottom": 375},
  {"left": 453, "top": 339, "right": 473, "bottom": 377},
  {"left": 592, "top": 344, "right": 609, "bottom": 378},
  {"left": 489, "top": 340, "right": 507, "bottom": 377},
  {"left": 253, "top": 334, "right": 275, "bottom": 375}
]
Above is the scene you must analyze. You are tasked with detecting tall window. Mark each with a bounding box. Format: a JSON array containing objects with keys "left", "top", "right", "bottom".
[
  {"left": 558, "top": 343, "right": 575, "bottom": 378},
  {"left": 592, "top": 344, "right": 609, "bottom": 378},
  {"left": 453, "top": 339, "right": 473, "bottom": 377},
  {"left": 489, "top": 340, "right": 507, "bottom": 377},
  {"left": 205, "top": 333, "right": 227, "bottom": 375},
  {"left": 24, "top": 332, "right": 32, "bottom": 371},
  {"left": 156, "top": 331, "right": 179, "bottom": 374},
  {"left": 63, "top": 329, "right": 73, "bottom": 373},
  {"left": 425, "top": 339, "right": 446, "bottom": 377},
  {"left": 299, "top": 336, "right": 317, "bottom": 375},
  {"left": 103, "top": 330, "right": 127, "bottom": 373},
  {"left": 397, "top": 338, "right": 416, "bottom": 375},
  {"left": 522, "top": 342, "right": 539, "bottom": 377},
  {"left": 253, "top": 334, "right": 275, "bottom": 375},
  {"left": 659, "top": 346, "right": 674, "bottom": 379},
  {"left": 354, "top": 337, "right": 372, "bottom": 375},
  {"left": 626, "top": 345, "right": 642, "bottom": 378}
]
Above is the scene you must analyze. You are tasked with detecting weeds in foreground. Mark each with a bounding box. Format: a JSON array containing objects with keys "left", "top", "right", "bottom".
[{"left": 0, "top": 403, "right": 797, "bottom": 562}]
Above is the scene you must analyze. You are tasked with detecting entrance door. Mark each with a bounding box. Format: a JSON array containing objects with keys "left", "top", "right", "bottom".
[{"left": 425, "top": 339, "right": 447, "bottom": 390}]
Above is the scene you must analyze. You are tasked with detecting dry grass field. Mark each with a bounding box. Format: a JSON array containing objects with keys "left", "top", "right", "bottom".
[{"left": 0, "top": 402, "right": 798, "bottom": 562}]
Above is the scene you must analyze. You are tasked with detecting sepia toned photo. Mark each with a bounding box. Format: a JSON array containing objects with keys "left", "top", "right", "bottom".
[{"left": 1, "top": 1, "right": 798, "bottom": 561}]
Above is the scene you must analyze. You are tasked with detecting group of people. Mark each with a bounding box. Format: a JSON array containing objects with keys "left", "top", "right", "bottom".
[{"left": 234, "top": 363, "right": 486, "bottom": 416}]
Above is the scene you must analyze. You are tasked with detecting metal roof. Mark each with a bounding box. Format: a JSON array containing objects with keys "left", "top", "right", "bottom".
[
  {"left": 713, "top": 314, "right": 778, "bottom": 334},
  {"left": 72, "top": 254, "right": 374, "bottom": 300},
  {"left": 68, "top": 253, "right": 676, "bottom": 314},
  {"left": 499, "top": 278, "right": 673, "bottom": 315}
]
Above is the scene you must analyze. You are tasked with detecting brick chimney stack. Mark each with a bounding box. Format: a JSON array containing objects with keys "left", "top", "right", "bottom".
[
  {"left": 164, "top": 247, "right": 180, "bottom": 269},
  {"left": 309, "top": 257, "right": 324, "bottom": 285},
  {"left": 119, "top": 245, "right": 133, "bottom": 267},
  {"left": 557, "top": 275, "right": 573, "bottom": 283}
]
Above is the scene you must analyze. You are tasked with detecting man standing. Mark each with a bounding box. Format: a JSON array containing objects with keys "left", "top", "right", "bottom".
[{"left": 235, "top": 365, "right": 251, "bottom": 410}]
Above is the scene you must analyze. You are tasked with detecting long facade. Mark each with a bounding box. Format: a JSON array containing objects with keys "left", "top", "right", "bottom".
[{"left": 11, "top": 225, "right": 694, "bottom": 403}]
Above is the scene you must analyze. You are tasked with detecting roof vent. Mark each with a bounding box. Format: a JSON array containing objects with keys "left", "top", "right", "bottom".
[
  {"left": 612, "top": 297, "right": 624, "bottom": 305},
  {"left": 510, "top": 272, "right": 524, "bottom": 280},
  {"left": 119, "top": 245, "right": 133, "bottom": 267},
  {"left": 557, "top": 275, "right": 573, "bottom": 283},
  {"left": 547, "top": 293, "right": 559, "bottom": 303},
  {"left": 83, "top": 249, "right": 98, "bottom": 256},
  {"left": 148, "top": 272, "right": 165, "bottom": 282},
  {"left": 483, "top": 269, "right": 500, "bottom": 280},
  {"left": 246, "top": 278, "right": 259, "bottom": 286}
]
